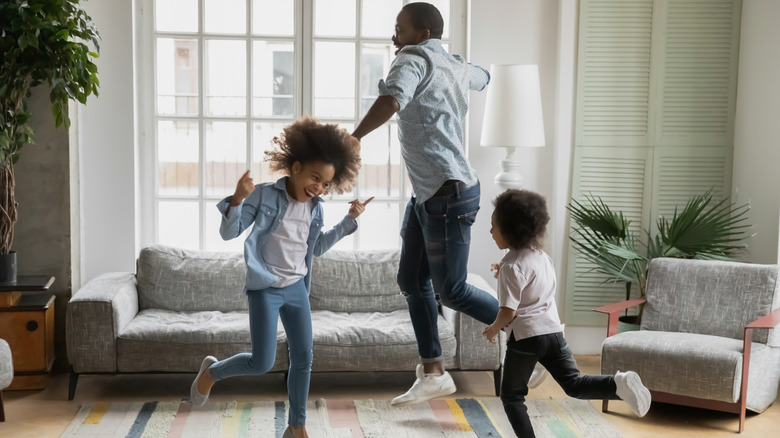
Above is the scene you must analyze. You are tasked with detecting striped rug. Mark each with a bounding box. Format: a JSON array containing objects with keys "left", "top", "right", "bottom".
[{"left": 60, "top": 397, "right": 622, "bottom": 438}]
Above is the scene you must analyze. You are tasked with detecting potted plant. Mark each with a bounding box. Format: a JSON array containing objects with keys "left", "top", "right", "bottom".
[
  {"left": 0, "top": 0, "right": 100, "bottom": 283},
  {"left": 567, "top": 191, "right": 753, "bottom": 328}
]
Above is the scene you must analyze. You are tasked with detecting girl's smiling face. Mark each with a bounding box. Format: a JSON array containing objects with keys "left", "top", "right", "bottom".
[
  {"left": 392, "top": 10, "right": 429, "bottom": 55},
  {"left": 287, "top": 161, "right": 335, "bottom": 202}
]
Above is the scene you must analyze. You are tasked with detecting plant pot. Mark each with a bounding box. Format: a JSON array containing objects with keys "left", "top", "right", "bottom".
[
  {"left": 617, "top": 314, "right": 640, "bottom": 333},
  {"left": 0, "top": 251, "right": 17, "bottom": 285}
]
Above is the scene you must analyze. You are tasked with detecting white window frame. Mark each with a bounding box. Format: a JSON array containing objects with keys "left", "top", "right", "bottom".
[{"left": 136, "top": 0, "right": 468, "bottom": 251}]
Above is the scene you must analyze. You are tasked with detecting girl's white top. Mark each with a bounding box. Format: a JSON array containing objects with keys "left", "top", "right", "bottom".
[{"left": 261, "top": 193, "right": 312, "bottom": 288}]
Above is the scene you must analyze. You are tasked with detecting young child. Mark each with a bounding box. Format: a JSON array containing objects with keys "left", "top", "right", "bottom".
[
  {"left": 482, "top": 189, "right": 650, "bottom": 437},
  {"left": 190, "top": 117, "right": 371, "bottom": 438}
]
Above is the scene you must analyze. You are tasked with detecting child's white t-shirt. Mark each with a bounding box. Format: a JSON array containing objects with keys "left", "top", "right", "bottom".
[
  {"left": 262, "top": 194, "right": 312, "bottom": 288},
  {"left": 498, "top": 247, "right": 563, "bottom": 341}
]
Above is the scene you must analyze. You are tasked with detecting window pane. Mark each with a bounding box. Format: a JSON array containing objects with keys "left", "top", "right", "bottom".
[
  {"left": 157, "top": 120, "right": 199, "bottom": 196},
  {"left": 205, "top": 0, "right": 246, "bottom": 34},
  {"left": 158, "top": 201, "right": 199, "bottom": 250},
  {"left": 205, "top": 205, "right": 247, "bottom": 252},
  {"left": 205, "top": 40, "right": 247, "bottom": 116},
  {"left": 253, "top": 41, "right": 295, "bottom": 117},
  {"left": 314, "top": 0, "right": 356, "bottom": 37},
  {"left": 361, "top": 0, "right": 401, "bottom": 38},
  {"left": 253, "top": 0, "right": 294, "bottom": 36},
  {"left": 314, "top": 42, "right": 355, "bottom": 118},
  {"left": 427, "top": 0, "right": 451, "bottom": 39},
  {"left": 359, "top": 202, "right": 400, "bottom": 249},
  {"left": 360, "top": 43, "right": 393, "bottom": 117},
  {"left": 252, "top": 122, "right": 289, "bottom": 184},
  {"left": 358, "top": 125, "right": 401, "bottom": 198},
  {"left": 157, "top": 38, "right": 198, "bottom": 116},
  {"left": 321, "top": 202, "right": 354, "bottom": 250},
  {"left": 205, "top": 121, "right": 247, "bottom": 197},
  {"left": 155, "top": 0, "right": 197, "bottom": 33}
]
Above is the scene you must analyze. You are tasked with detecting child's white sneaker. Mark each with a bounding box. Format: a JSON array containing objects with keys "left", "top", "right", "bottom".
[
  {"left": 190, "top": 356, "right": 217, "bottom": 407},
  {"left": 615, "top": 370, "right": 651, "bottom": 417},
  {"left": 390, "top": 364, "right": 457, "bottom": 407}
]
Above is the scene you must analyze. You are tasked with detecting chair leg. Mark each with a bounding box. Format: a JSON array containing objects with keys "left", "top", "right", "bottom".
[
  {"left": 68, "top": 368, "right": 79, "bottom": 401},
  {"left": 602, "top": 399, "right": 609, "bottom": 413},
  {"left": 493, "top": 367, "right": 502, "bottom": 397},
  {"left": 0, "top": 389, "right": 5, "bottom": 422},
  {"left": 739, "top": 400, "right": 746, "bottom": 433}
]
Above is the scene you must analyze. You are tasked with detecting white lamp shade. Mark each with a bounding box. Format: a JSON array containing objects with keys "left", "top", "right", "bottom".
[{"left": 480, "top": 64, "right": 545, "bottom": 148}]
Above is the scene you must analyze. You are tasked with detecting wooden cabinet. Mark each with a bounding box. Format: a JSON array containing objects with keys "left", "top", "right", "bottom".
[{"left": 0, "top": 276, "right": 55, "bottom": 390}]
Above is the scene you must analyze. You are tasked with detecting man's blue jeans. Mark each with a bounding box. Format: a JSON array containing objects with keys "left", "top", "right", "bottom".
[
  {"left": 397, "top": 181, "right": 499, "bottom": 362},
  {"left": 209, "top": 279, "right": 312, "bottom": 427}
]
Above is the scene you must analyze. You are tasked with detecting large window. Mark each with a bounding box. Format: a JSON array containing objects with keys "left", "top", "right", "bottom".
[{"left": 141, "top": 0, "right": 465, "bottom": 252}]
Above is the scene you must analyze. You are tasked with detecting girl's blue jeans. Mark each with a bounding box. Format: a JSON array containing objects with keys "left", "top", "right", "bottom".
[
  {"left": 209, "top": 279, "right": 312, "bottom": 427},
  {"left": 397, "top": 181, "right": 499, "bottom": 362}
]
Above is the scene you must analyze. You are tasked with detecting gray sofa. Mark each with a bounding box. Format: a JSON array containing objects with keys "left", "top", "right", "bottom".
[{"left": 66, "top": 245, "right": 504, "bottom": 400}]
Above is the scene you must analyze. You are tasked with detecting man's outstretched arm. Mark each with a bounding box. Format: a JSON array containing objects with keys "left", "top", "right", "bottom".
[{"left": 352, "top": 95, "right": 400, "bottom": 140}]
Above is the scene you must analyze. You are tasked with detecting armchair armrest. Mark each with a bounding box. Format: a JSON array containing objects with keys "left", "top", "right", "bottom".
[
  {"left": 66, "top": 272, "right": 139, "bottom": 373},
  {"left": 442, "top": 274, "right": 504, "bottom": 370},
  {"left": 593, "top": 298, "right": 647, "bottom": 337},
  {"left": 746, "top": 306, "right": 780, "bottom": 330}
]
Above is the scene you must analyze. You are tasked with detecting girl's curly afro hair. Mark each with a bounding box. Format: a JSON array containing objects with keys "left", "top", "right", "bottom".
[
  {"left": 265, "top": 117, "right": 361, "bottom": 194},
  {"left": 493, "top": 189, "right": 550, "bottom": 250}
]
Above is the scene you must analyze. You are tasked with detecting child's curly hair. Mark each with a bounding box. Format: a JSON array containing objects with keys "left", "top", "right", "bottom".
[
  {"left": 493, "top": 189, "right": 550, "bottom": 250},
  {"left": 265, "top": 117, "right": 361, "bottom": 194}
]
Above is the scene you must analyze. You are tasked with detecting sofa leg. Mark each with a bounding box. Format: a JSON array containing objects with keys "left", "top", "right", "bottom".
[
  {"left": 602, "top": 399, "right": 609, "bottom": 412},
  {"left": 0, "top": 389, "right": 5, "bottom": 422},
  {"left": 493, "top": 367, "right": 502, "bottom": 397},
  {"left": 68, "top": 368, "right": 79, "bottom": 401}
]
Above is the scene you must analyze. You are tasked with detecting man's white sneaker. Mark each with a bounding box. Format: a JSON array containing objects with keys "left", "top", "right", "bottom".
[
  {"left": 615, "top": 370, "right": 651, "bottom": 417},
  {"left": 528, "top": 363, "right": 548, "bottom": 389},
  {"left": 390, "top": 364, "right": 457, "bottom": 407}
]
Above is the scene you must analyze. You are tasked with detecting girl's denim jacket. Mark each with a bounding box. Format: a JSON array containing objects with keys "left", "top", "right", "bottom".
[{"left": 217, "top": 177, "right": 357, "bottom": 292}]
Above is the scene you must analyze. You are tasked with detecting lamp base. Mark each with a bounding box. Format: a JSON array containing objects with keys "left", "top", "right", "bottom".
[{"left": 494, "top": 155, "right": 525, "bottom": 190}]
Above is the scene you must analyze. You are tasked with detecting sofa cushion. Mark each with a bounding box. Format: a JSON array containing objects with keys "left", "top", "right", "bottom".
[
  {"left": 116, "top": 309, "right": 287, "bottom": 372},
  {"left": 309, "top": 310, "right": 457, "bottom": 371},
  {"left": 136, "top": 245, "right": 247, "bottom": 312},
  {"left": 310, "top": 249, "right": 407, "bottom": 313},
  {"left": 601, "top": 330, "right": 780, "bottom": 410}
]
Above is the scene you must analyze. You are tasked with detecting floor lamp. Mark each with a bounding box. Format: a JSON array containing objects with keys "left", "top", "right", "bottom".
[{"left": 480, "top": 64, "right": 545, "bottom": 190}]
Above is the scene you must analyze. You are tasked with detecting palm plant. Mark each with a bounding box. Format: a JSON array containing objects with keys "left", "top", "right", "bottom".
[{"left": 567, "top": 191, "right": 753, "bottom": 318}]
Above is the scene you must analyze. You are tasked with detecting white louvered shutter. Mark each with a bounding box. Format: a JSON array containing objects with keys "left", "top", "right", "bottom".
[{"left": 565, "top": 0, "right": 741, "bottom": 325}]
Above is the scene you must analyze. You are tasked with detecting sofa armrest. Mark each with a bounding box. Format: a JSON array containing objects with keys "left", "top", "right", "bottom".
[
  {"left": 593, "top": 298, "right": 647, "bottom": 337},
  {"left": 442, "top": 274, "right": 504, "bottom": 370},
  {"left": 66, "top": 272, "right": 139, "bottom": 373}
]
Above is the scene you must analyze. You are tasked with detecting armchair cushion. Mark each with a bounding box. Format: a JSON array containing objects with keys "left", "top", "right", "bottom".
[{"left": 602, "top": 330, "right": 780, "bottom": 412}]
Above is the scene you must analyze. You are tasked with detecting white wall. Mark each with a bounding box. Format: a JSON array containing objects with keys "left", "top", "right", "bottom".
[
  {"left": 732, "top": 0, "right": 780, "bottom": 264},
  {"left": 78, "top": 0, "right": 138, "bottom": 283}
]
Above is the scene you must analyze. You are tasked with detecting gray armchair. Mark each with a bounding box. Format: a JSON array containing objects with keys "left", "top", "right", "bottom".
[
  {"left": 595, "top": 258, "right": 780, "bottom": 433},
  {"left": 0, "top": 338, "right": 12, "bottom": 422}
]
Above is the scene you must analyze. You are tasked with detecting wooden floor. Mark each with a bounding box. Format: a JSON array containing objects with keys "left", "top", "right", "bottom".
[{"left": 2, "top": 355, "right": 779, "bottom": 437}]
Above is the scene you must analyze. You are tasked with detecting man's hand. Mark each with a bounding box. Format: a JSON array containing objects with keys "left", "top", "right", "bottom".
[
  {"left": 230, "top": 170, "right": 254, "bottom": 206},
  {"left": 348, "top": 196, "right": 374, "bottom": 219}
]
